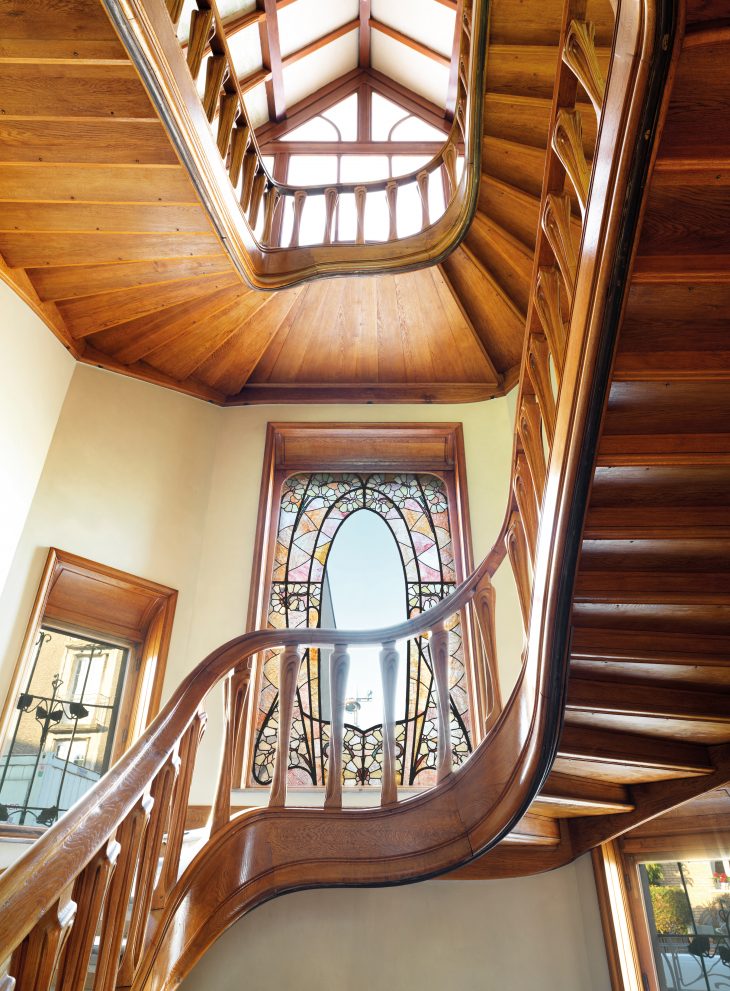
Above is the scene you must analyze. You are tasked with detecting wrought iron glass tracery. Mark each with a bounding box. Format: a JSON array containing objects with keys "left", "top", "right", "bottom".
[
  {"left": 252, "top": 472, "right": 472, "bottom": 788},
  {"left": 0, "top": 627, "right": 128, "bottom": 827}
]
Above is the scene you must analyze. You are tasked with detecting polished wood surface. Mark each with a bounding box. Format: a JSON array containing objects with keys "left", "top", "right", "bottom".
[
  {"left": 0, "top": 0, "right": 614, "bottom": 404},
  {"left": 2, "top": 0, "right": 730, "bottom": 985}
]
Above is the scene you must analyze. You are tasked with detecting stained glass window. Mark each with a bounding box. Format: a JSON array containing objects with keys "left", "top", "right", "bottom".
[{"left": 252, "top": 472, "right": 472, "bottom": 789}]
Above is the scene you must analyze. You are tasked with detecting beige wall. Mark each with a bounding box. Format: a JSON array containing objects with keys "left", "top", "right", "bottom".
[
  {"left": 0, "top": 281, "right": 74, "bottom": 600},
  {"left": 0, "top": 360, "right": 524, "bottom": 801},
  {"left": 181, "top": 855, "right": 611, "bottom": 991}
]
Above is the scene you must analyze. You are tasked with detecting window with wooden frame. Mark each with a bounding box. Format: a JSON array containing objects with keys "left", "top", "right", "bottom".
[
  {"left": 0, "top": 549, "right": 177, "bottom": 832},
  {"left": 239, "top": 422, "right": 494, "bottom": 791},
  {"left": 256, "top": 76, "right": 459, "bottom": 246},
  {"left": 593, "top": 790, "right": 730, "bottom": 991}
]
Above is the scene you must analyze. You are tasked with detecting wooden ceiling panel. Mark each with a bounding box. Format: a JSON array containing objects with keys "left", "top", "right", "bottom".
[
  {"left": 87, "top": 285, "right": 247, "bottom": 365},
  {"left": 0, "top": 164, "right": 197, "bottom": 204},
  {"left": 0, "top": 120, "right": 179, "bottom": 166},
  {"left": 57, "top": 273, "right": 241, "bottom": 338},
  {"left": 0, "top": 232, "right": 221, "bottom": 269},
  {"left": 0, "top": 0, "right": 569, "bottom": 405},
  {"left": 144, "top": 291, "right": 271, "bottom": 380},
  {"left": 196, "top": 289, "right": 306, "bottom": 395},
  {"left": 28, "top": 256, "right": 233, "bottom": 302},
  {"left": 0, "top": 65, "right": 156, "bottom": 118},
  {"left": 0, "top": 204, "right": 213, "bottom": 236}
]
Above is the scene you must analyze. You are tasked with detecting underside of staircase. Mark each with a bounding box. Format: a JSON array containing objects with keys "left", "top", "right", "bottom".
[{"left": 0, "top": 0, "right": 728, "bottom": 987}]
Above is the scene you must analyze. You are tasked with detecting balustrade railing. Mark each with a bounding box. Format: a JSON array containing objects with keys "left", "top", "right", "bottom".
[
  {"left": 0, "top": 0, "right": 674, "bottom": 984},
  {"left": 104, "top": 0, "right": 486, "bottom": 288}
]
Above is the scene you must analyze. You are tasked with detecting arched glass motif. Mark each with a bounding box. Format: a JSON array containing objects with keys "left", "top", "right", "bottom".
[{"left": 252, "top": 472, "right": 472, "bottom": 788}]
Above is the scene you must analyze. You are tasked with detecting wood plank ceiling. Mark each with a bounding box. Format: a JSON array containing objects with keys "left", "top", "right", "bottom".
[{"left": 0, "top": 0, "right": 612, "bottom": 405}]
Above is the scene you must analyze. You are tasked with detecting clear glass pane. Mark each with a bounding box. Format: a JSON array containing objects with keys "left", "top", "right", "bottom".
[
  {"left": 363, "top": 188, "right": 390, "bottom": 243},
  {"left": 639, "top": 859, "right": 730, "bottom": 990},
  {"left": 282, "top": 115, "right": 339, "bottom": 142},
  {"left": 337, "top": 191, "right": 357, "bottom": 242},
  {"left": 0, "top": 627, "right": 128, "bottom": 828},
  {"left": 371, "top": 92, "right": 410, "bottom": 141},
  {"left": 340, "top": 155, "right": 389, "bottom": 183},
  {"left": 395, "top": 177, "right": 423, "bottom": 237},
  {"left": 322, "top": 92, "right": 358, "bottom": 142},
  {"left": 391, "top": 154, "right": 430, "bottom": 180},
  {"left": 390, "top": 115, "right": 449, "bottom": 142},
  {"left": 287, "top": 154, "right": 338, "bottom": 187}
]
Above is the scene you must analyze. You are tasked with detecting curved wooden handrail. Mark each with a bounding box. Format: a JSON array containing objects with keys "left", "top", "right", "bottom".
[
  {"left": 102, "top": 0, "right": 486, "bottom": 289},
  {"left": 0, "top": 0, "right": 678, "bottom": 984}
]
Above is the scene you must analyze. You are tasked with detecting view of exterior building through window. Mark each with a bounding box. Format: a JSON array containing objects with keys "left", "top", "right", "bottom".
[
  {"left": 252, "top": 472, "right": 472, "bottom": 790},
  {"left": 640, "top": 859, "right": 730, "bottom": 990},
  {"left": 0, "top": 627, "right": 128, "bottom": 827}
]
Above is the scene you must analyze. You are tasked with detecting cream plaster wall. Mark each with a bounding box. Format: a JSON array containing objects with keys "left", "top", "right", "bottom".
[
  {"left": 182, "top": 855, "right": 611, "bottom": 991},
  {"left": 0, "top": 357, "right": 523, "bottom": 803},
  {"left": 0, "top": 281, "right": 74, "bottom": 600}
]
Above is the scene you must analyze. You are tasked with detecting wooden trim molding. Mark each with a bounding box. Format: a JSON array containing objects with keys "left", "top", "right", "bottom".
[
  {"left": 240, "top": 421, "right": 486, "bottom": 785},
  {"left": 0, "top": 549, "right": 177, "bottom": 838}
]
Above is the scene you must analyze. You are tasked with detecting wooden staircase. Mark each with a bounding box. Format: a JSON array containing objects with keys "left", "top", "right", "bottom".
[
  {"left": 0, "top": 0, "right": 613, "bottom": 404},
  {"left": 0, "top": 0, "right": 729, "bottom": 987}
]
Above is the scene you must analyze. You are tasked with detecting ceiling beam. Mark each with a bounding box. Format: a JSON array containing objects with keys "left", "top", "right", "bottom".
[
  {"left": 359, "top": 0, "right": 371, "bottom": 68},
  {"left": 257, "top": 0, "right": 286, "bottom": 122},
  {"left": 370, "top": 19, "right": 451, "bottom": 68},
  {"left": 445, "top": 0, "right": 463, "bottom": 118},
  {"left": 255, "top": 69, "right": 362, "bottom": 142},
  {"left": 240, "top": 22, "right": 360, "bottom": 95}
]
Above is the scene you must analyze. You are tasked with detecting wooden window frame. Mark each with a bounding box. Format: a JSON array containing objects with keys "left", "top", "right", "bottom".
[
  {"left": 0, "top": 548, "right": 177, "bottom": 837},
  {"left": 593, "top": 795, "right": 730, "bottom": 991},
  {"left": 238, "top": 421, "right": 487, "bottom": 787}
]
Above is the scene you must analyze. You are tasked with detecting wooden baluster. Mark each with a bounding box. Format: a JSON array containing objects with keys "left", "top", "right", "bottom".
[
  {"left": 249, "top": 172, "right": 266, "bottom": 228},
  {"left": 153, "top": 710, "right": 206, "bottom": 910},
  {"left": 210, "top": 667, "right": 250, "bottom": 835},
  {"left": 269, "top": 646, "right": 301, "bottom": 808},
  {"left": 202, "top": 55, "right": 227, "bottom": 122},
  {"left": 563, "top": 20, "right": 606, "bottom": 117},
  {"left": 55, "top": 840, "right": 120, "bottom": 991},
  {"left": 513, "top": 451, "right": 539, "bottom": 559},
  {"left": 228, "top": 122, "right": 249, "bottom": 188},
  {"left": 552, "top": 109, "right": 590, "bottom": 216},
  {"left": 324, "top": 644, "right": 350, "bottom": 810},
  {"left": 542, "top": 193, "right": 578, "bottom": 302},
  {"left": 379, "top": 641, "right": 399, "bottom": 806},
  {"left": 9, "top": 897, "right": 76, "bottom": 991},
  {"left": 166, "top": 0, "right": 185, "bottom": 26},
  {"left": 417, "top": 170, "right": 430, "bottom": 230},
  {"left": 527, "top": 334, "right": 557, "bottom": 447},
  {"left": 456, "top": 101, "right": 466, "bottom": 140},
  {"left": 240, "top": 151, "right": 257, "bottom": 212},
  {"left": 505, "top": 512, "right": 532, "bottom": 635},
  {"left": 262, "top": 186, "right": 281, "bottom": 246},
  {"left": 354, "top": 185, "right": 367, "bottom": 245},
  {"left": 534, "top": 267, "right": 567, "bottom": 382},
  {"left": 289, "top": 189, "right": 307, "bottom": 248},
  {"left": 186, "top": 8, "right": 213, "bottom": 79},
  {"left": 442, "top": 143, "right": 458, "bottom": 199},
  {"left": 323, "top": 187, "right": 338, "bottom": 244},
  {"left": 472, "top": 573, "right": 501, "bottom": 731},
  {"left": 386, "top": 180, "right": 398, "bottom": 241},
  {"left": 117, "top": 758, "right": 177, "bottom": 986},
  {"left": 430, "top": 624, "right": 453, "bottom": 782},
  {"left": 217, "top": 93, "right": 238, "bottom": 156},
  {"left": 92, "top": 796, "right": 152, "bottom": 991},
  {"left": 518, "top": 395, "right": 547, "bottom": 503}
]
